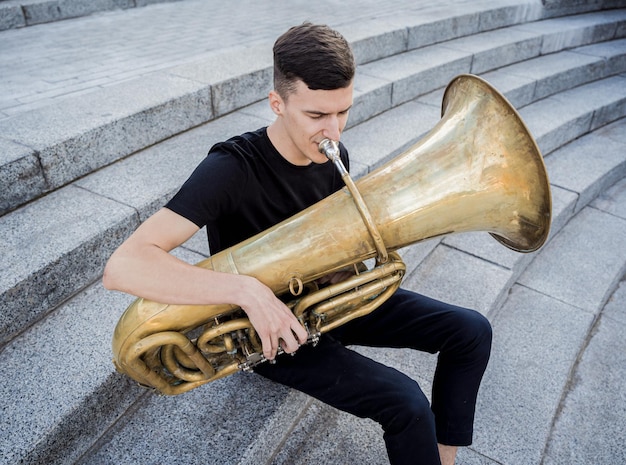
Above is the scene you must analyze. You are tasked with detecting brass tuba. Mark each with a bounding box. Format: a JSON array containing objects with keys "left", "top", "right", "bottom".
[{"left": 112, "top": 74, "right": 551, "bottom": 395}]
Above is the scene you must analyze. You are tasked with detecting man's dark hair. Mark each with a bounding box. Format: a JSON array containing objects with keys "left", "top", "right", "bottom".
[{"left": 273, "top": 23, "right": 355, "bottom": 99}]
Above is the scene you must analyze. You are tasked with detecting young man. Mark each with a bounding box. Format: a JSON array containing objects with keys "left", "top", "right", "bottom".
[{"left": 104, "top": 23, "right": 492, "bottom": 465}]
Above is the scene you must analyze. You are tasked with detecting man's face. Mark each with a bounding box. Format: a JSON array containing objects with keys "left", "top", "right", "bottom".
[{"left": 269, "top": 79, "right": 354, "bottom": 166}]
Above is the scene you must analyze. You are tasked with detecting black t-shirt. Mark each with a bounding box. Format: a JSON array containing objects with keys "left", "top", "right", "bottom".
[{"left": 166, "top": 127, "right": 349, "bottom": 254}]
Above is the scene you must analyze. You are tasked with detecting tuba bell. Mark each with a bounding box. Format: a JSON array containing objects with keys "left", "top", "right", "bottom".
[{"left": 112, "top": 74, "right": 551, "bottom": 395}]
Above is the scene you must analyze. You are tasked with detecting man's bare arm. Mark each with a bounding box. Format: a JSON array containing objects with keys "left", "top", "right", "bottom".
[{"left": 103, "top": 208, "right": 308, "bottom": 359}]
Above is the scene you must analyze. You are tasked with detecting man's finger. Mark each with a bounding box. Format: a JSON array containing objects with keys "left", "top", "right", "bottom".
[
  {"left": 263, "top": 334, "right": 278, "bottom": 360},
  {"left": 279, "top": 331, "right": 301, "bottom": 354},
  {"left": 293, "top": 323, "right": 309, "bottom": 345}
]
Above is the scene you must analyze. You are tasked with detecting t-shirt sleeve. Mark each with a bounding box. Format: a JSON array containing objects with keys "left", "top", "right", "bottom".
[{"left": 165, "top": 149, "right": 247, "bottom": 228}]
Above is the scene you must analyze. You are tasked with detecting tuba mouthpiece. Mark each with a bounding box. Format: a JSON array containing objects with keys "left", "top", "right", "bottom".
[{"left": 319, "top": 139, "right": 340, "bottom": 161}]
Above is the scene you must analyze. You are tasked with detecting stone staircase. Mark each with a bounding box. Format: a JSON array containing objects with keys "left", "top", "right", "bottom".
[{"left": 1, "top": 1, "right": 625, "bottom": 464}]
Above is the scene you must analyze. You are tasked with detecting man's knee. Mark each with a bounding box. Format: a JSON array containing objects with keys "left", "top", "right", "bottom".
[
  {"left": 439, "top": 309, "right": 492, "bottom": 369},
  {"left": 468, "top": 310, "right": 492, "bottom": 357},
  {"left": 378, "top": 377, "right": 434, "bottom": 435}
]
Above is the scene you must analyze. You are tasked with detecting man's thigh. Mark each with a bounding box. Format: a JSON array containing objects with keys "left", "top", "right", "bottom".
[
  {"left": 330, "top": 288, "right": 480, "bottom": 353},
  {"left": 254, "top": 332, "right": 428, "bottom": 422}
]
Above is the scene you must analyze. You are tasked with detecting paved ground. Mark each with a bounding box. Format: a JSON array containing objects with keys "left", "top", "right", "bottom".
[{"left": 0, "top": 0, "right": 526, "bottom": 119}]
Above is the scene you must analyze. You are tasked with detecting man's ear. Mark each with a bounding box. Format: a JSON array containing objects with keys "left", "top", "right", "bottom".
[{"left": 268, "top": 90, "right": 284, "bottom": 116}]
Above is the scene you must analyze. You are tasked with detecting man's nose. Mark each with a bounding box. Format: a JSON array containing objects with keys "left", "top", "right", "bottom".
[{"left": 322, "top": 115, "right": 341, "bottom": 141}]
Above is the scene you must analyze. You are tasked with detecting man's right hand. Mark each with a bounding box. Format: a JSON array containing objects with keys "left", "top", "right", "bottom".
[{"left": 237, "top": 275, "right": 309, "bottom": 361}]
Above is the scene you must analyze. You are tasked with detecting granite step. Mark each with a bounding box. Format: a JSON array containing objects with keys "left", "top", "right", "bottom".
[
  {"left": 2, "top": 7, "right": 624, "bottom": 216},
  {"left": 470, "top": 185, "right": 626, "bottom": 465},
  {"left": 542, "top": 207, "right": 626, "bottom": 465}
]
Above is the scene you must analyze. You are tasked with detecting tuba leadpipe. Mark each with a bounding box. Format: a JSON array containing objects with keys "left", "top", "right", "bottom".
[{"left": 112, "top": 74, "right": 551, "bottom": 395}]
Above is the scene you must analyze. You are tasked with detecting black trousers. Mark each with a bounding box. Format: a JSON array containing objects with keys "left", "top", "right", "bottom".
[{"left": 255, "top": 288, "right": 493, "bottom": 465}]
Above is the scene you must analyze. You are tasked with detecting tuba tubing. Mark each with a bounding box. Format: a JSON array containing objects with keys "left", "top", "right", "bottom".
[{"left": 112, "top": 74, "right": 551, "bottom": 395}]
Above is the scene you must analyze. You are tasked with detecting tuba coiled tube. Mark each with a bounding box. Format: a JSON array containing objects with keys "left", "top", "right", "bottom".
[{"left": 112, "top": 74, "right": 551, "bottom": 395}]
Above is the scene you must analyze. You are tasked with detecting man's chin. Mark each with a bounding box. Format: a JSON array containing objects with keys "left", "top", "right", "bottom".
[
  {"left": 312, "top": 155, "right": 331, "bottom": 165},
  {"left": 310, "top": 147, "right": 330, "bottom": 164}
]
